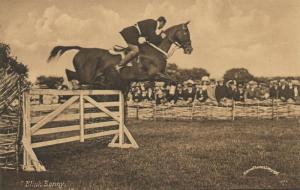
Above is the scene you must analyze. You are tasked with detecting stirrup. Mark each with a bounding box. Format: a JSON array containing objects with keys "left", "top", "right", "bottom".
[{"left": 115, "top": 65, "right": 124, "bottom": 72}]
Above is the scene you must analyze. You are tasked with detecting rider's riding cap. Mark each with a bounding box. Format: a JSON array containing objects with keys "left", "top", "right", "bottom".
[{"left": 157, "top": 16, "right": 167, "bottom": 24}]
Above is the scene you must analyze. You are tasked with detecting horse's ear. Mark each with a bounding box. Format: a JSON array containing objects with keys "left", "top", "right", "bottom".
[{"left": 185, "top": 21, "right": 190, "bottom": 25}]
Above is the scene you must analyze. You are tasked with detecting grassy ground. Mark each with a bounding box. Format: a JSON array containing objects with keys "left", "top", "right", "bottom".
[{"left": 1, "top": 119, "right": 300, "bottom": 190}]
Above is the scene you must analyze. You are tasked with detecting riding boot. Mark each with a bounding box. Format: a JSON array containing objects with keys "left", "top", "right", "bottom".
[{"left": 116, "top": 51, "right": 138, "bottom": 71}]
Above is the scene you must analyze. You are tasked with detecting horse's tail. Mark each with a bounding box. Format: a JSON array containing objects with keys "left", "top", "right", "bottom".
[{"left": 47, "top": 46, "right": 82, "bottom": 62}]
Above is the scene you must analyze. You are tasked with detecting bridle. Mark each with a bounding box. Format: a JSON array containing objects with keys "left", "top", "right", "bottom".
[
  {"left": 146, "top": 24, "right": 192, "bottom": 59},
  {"left": 167, "top": 24, "right": 192, "bottom": 50}
]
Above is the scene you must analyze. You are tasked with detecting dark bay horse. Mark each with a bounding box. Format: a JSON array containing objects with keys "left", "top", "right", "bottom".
[{"left": 48, "top": 21, "right": 193, "bottom": 94}]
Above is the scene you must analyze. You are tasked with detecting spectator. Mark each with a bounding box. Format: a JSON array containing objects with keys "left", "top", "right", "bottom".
[
  {"left": 166, "top": 84, "right": 177, "bottom": 104},
  {"left": 146, "top": 87, "right": 155, "bottom": 101},
  {"left": 132, "top": 86, "right": 143, "bottom": 102},
  {"left": 257, "top": 83, "right": 270, "bottom": 100},
  {"left": 294, "top": 83, "right": 300, "bottom": 103},
  {"left": 225, "top": 80, "right": 237, "bottom": 99},
  {"left": 155, "top": 86, "right": 167, "bottom": 105},
  {"left": 294, "top": 85, "right": 299, "bottom": 98},
  {"left": 234, "top": 84, "right": 245, "bottom": 101},
  {"left": 286, "top": 81, "right": 295, "bottom": 101},
  {"left": 269, "top": 81, "right": 279, "bottom": 99},
  {"left": 140, "top": 84, "right": 148, "bottom": 101},
  {"left": 58, "top": 85, "right": 69, "bottom": 103},
  {"left": 279, "top": 80, "right": 289, "bottom": 101},
  {"left": 183, "top": 82, "right": 196, "bottom": 103},
  {"left": 71, "top": 80, "right": 80, "bottom": 90},
  {"left": 195, "top": 85, "right": 208, "bottom": 102},
  {"left": 244, "top": 81, "right": 260, "bottom": 100},
  {"left": 206, "top": 79, "right": 216, "bottom": 101},
  {"left": 215, "top": 79, "right": 227, "bottom": 103},
  {"left": 176, "top": 84, "right": 184, "bottom": 100}
]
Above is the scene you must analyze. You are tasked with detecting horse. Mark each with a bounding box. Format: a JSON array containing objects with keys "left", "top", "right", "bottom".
[{"left": 47, "top": 21, "right": 193, "bottom": 95}]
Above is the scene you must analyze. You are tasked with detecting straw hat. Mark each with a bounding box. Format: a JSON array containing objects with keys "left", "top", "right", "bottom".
[
  {"left": 280, "top": 79, "right": 287, "bottom": 84},
  {"left": 201, "top": 76, "right": 209, "bottom": 81},
  {"left": 248, "top": 81, "right": 257, "bottom": 85},
  {"left": 186, "top": 79, "right": 194, "bottom": 84}
]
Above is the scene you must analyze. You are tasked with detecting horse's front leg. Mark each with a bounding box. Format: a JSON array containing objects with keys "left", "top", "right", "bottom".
[{"left": 155, "top": 72, "right": 177, "bottom": 84}]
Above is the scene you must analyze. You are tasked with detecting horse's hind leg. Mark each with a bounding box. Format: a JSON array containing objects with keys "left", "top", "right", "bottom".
[
  {"left": 65, "top": 69, "right": 78, "bottom": 81},
  {"left": 73, "top": 53, "right": 99, "bottom": 85}
]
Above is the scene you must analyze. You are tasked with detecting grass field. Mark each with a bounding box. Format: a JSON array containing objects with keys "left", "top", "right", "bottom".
[{"left": 1, "top": 119, "right": 300, "bottom": 190}]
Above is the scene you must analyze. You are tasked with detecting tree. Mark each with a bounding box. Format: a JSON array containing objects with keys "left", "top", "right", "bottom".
[
  {"left": 189, "top": 68, "right": 210, "bottom": 81},
  {"left": 254, "top": 76, "right": 270, "bottom": 84},
  {"left": 223, "top": 68, "right": 254, "bottom": 83},
  {"left": 166, "top": 63, "right": 210, "bottom": 83},
  {"left": 36, "top": 76, "right": 64, "bottom": 89},
  {"left": 0, "top": 43, "right": 28, "bottom": 76}
]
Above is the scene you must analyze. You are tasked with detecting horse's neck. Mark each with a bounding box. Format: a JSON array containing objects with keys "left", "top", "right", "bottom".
[
  {"left": 158, "top": 26, "right": 179, "bottom": 54},
  {"left": 158, "top": 38, "right": 173, "bottom": 54}
]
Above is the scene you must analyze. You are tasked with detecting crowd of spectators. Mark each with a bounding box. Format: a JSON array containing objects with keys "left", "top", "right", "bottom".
[
  {"left": 31, "top": 78, "right": 300, "bottom": 105},
  {"left": 128, "top": 78, "right": 300, "bottom": 105}
]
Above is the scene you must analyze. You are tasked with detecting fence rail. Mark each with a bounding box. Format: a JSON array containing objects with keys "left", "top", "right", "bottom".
[
  {"left": 127, "top": 99, "right": 300, "bottom": 121},
  {"left": 22, "top": 89, "right": 138, "bottom": 172}
]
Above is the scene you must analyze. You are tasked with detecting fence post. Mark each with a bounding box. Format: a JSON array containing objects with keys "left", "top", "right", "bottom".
[
  {"left": 257, "top": 100, "right": 260, "bottom": 120},
  {"left": 276, "top": 100, "right": 279, "bottom": 120},
  {"left": 232, "top": 99, "right": 235, "bottom": 121},
  {"left": 136, "top": 105, "right": 139, "bottom": 120},
  {"left": 22, "top": 91, "right": 32, "bottom": 170},
  {"left": 287, "top": 103, "right": 290, "bottom": 118},
  {"left": 271, "top": 98, "right": 274, "bottom": 120},
  {"left": 153, "top": 95, "right": 157, "bottom": 121},
  {"left": 119, "top": 92, "right": 124, "bottom": 145},
  {"left": 191, "top": 101, "right": 196, "bottom": 120},
  {"left": 79, "top": 92, "right": 84, "bottom": 142},
  {"left": 16, "top": 78, "right": 22, "bottom": 172}
]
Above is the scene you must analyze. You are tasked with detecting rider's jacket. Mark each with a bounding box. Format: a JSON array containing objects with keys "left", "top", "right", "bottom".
[{"left": 120, "top": 19, "right": 163, "bottom": 46}]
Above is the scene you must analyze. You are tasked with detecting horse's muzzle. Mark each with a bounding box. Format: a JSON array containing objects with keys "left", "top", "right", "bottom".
[{"left": 184, "top": 46, "right": 193, "bottom": 54}]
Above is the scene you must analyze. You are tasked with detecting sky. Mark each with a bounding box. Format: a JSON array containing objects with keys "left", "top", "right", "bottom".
[{"left": 1, "top": 0, "right": 300, "bottom": 82}]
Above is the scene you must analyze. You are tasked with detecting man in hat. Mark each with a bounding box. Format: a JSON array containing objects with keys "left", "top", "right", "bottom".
[
  {"left": 234, "top": 84, "right": 245, "bottom": 101},
  {"left": 117, "top": 17, "right": 167, "bottom": 71},
  {"left": 196, "top": 85, "right": 208, "bottom": 102},
  {"left": 286, "top": 80, "right": 296, "bottom": 101},
  {"left": 279, "top": 79, "right": 289, "bottom": 101},
  {"left": 269, "top": 80, "right": 279, "bottom": 99},
  {"left": 244, "top": 81, "right": 259, "bottom": 100},
  {"left": 183, "top": 81, "right": 196, "bottom": 103},
  {"left": 225, "top": 80, "right": 237, "bottom": 99},
  {"left": 215, "top": 79, "right": 227, "bottom": 103},
  {"left": 175, "top": 84, "right": 184, "bottom": 101}
]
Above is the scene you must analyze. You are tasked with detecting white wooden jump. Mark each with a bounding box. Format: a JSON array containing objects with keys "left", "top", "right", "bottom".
[{"left": 22, "top": 89, "right": 138, "bottom": 172}]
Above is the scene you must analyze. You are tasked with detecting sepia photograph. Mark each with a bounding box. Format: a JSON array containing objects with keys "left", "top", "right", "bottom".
[{"left": 0, "top": 0, "right": 300, "bottom": 189}]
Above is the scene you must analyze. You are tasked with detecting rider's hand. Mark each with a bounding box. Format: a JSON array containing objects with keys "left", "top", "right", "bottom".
[
  {"left": 138, "top": 37, "right": 146, "bottom": 44},
  {"left": 161, "top": 32, "right": 167, "bottom": 39}
]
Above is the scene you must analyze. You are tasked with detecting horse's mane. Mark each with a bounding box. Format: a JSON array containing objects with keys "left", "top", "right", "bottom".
[{"left": 165, "top": 23, "right": 185, "bottom": 35}]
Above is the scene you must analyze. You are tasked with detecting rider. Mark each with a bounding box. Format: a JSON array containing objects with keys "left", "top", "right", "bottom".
[{"left": 117, "top": 16, "right": 167, "bottom": 70}]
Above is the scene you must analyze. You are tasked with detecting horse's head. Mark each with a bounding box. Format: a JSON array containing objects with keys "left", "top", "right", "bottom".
[{"left": 167, "top": 21, "right": 193, "bottom": 54}]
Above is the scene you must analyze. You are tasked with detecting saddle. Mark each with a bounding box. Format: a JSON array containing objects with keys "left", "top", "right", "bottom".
[
  {"left": 109, "top": 45, "right": 129, "bottom": 58},
  {"left": 109, "top": 45, "right": 138, "bottom": 67},
  {"left": 113, "top": 45, "right": 130, "bottom": 53}
]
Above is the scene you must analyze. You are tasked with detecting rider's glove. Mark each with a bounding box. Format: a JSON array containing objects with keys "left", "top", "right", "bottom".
[
  {"left": 161, "top": 32, "right": 167, "bottom": 39},
  {"left": 138, "top": 37, "right": 146, "bottom": 44}
]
